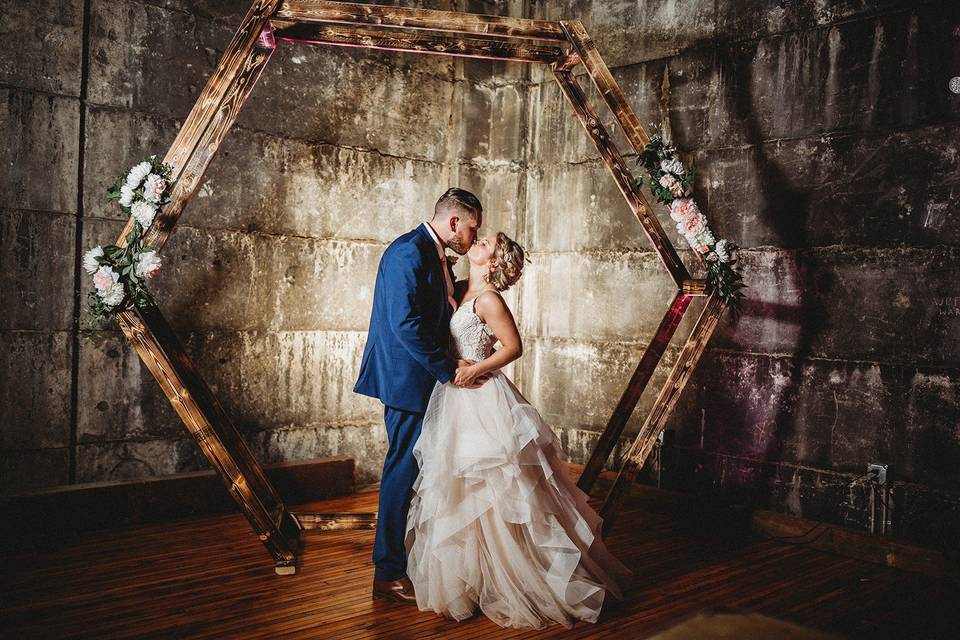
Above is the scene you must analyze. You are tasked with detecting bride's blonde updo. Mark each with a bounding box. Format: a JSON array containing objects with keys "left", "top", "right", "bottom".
[{"left": 486, "top": 232, "right": 526, "bottom": 292}]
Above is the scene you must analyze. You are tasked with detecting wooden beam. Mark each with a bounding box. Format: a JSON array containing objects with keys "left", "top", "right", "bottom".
[
  {"left": 553, "top": 69, "right": 691, "bottom": 285},
  {"left": 599, "top": 293, "right": 727, "bottom": 534},
  {"left": 116, "top": 302, "right": 302, "bottom": 574},
  {"left": 682, "top": 278, "right": 708, "bottom": 295},
  {"left": 577, "top": 291, "right": 693, "bottom": 494},
  {"left": 275, "top": 0, "right": 566, "bottom": 41},
  {"left": 294, "top": 511, "right": 378, "bottom": 532},
  {"left": 552, "top": 51, "right": 581, "bottom": 72},
  {"left": 561, "top": 20, "right": 707, "bottom": 269},
  {"left": 272, "top": 21, "right": 564, "bottom": 64},
  {"left": 560, "top": 20, "right": 649, "bottom": 151},
  {"left": 115, "top": 1, "right": 281, "bottom": 251}
]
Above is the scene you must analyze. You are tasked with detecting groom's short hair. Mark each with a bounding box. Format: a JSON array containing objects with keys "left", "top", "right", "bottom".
[{"left": 434, "top": 187, "right": 482, "bottom": 221}]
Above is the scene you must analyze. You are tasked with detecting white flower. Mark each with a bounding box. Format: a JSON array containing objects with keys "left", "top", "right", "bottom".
[
  {"left": 142, "top": 173, "right": 167, "bottom": 204},
  {"left": 83, "top": 246, "right": 104, "bottom": 274},
  {"left": 92, "top": 265, "right": 119, "bottom": 295},
  {"left": 696, "top": 228, "right": 716, "bottom": 246},
  {"left": 135, "top": 251, "right": 162, "bottom": 279},
  {"left": 119, "top": 184, "right": 135, "bottom": 207},
  {"left": 660, "top": 157, "right": 685, "bottom": 176},
  {"left": 125, "top": 161, "right": 152, "bottom": 190},
  {"left": 715, "top": 239, "right": 730, "bottom": 263},
  {"left": 100, "top": 281, "right": 126, "bottom": 307},
  {"left": 130, "top": 200, "right": 157, "bottom": 228}
]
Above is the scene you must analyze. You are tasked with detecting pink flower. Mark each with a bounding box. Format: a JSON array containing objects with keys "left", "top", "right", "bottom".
[
  {"left": 142, "top": 174, "right": 167, "bottom": 203},
  {"left": 669, "top": 198, "right": 699, "bottom": 224},
  {"left": 682, "top": 213, "right": 706, "bottom": 235},
  {"left": 92, "top": 265, "right": 119, "bottom": 294}
]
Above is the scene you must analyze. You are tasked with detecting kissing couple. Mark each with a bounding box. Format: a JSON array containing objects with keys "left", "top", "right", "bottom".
[{"left": 354, "top": 188, "right": 631, "bottom": 630}]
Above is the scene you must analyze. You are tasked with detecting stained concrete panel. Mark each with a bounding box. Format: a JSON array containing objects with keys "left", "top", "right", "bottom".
[
  {"left": 518, "top": 250, "right": 687, "bottom": 341},
  {"left": 0, "top": 331, "right": 72, "bottom": 450},
  {"left": 245, "top": 421, "right": 386, "bottom": 485},
  {"left": 712, "top": 247, "right": 960, "bottom": 366},
  {"left": 234, "top": 330, "right": 382, "bottom": 428},
  {"left": 692, "top": 122, "right": 960, "bottom": 249},
  {"left": 520, "top": 337, "right": 686, "bottom": 437},
  {"left": 77, "top": 329, "right": 243, "bottom": 442},
  {"left": 523, "top": 162, "right": 680, "bottom": 254},
  {"left": 76, "top": 437, "right": 212, "bottom": 483},
  {"left": 0, "top": 88, "right": 79, "bottom": 214},
  {"left": 710, "top": 7, "right": 960, "bottom": 146},
  {"left": 87, "top": 0, "right": 233, "bottom": 118},
  {"left": 80, "top": 218, "right": 385, "bottom": 333},
  {"left": 0, "top": 210, "right": 76, "bottom": 331},
  {"left": 535, "top": 0, "right": 717, "bottom": 68},
  {"left": 0, "top": 0, "right": 84, "bottom": 96},
  {"left": 240, "top": 42, "right": 458, "bottom": 162},
  {"left": 82, "top": 107, "right": 180, "bottom": 222}
]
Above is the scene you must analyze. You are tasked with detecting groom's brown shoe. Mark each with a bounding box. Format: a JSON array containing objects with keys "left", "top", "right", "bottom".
[{"left": 372, "top": 575, "right": 417, "bottom": 604}]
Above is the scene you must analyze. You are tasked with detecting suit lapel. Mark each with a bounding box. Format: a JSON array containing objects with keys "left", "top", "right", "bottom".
[{"left": 416, "top": 224, "right": 450, "bottom": 319}]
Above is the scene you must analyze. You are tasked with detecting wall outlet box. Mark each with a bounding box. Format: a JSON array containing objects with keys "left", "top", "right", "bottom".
[{"left": 868, "top": 463, "right": 888, "bottom": 485}]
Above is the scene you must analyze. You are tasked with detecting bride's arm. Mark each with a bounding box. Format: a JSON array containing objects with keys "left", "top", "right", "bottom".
[{"left": 454, "top": 291, "right": 522, "bottom": 386}]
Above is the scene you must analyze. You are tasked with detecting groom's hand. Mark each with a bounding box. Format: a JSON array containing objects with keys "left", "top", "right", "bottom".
[{"left": 454, "top": 359, "right": 490, "bottom": 388}]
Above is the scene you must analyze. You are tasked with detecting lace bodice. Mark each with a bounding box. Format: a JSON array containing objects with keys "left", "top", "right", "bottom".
[{"left": 449, "top": 295, "right": 497, "bottom": 361}]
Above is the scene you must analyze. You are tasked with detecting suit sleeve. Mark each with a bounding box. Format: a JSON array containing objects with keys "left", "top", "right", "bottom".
[{"left": 383, "top": 244, "right": 458, "bottom": 384}]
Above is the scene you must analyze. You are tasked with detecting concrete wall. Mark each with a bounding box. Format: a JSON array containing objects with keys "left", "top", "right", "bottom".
[
  {"left": 0, "top": 0, "right": 526, "bottom": 489},
  {"left": 517, "top": 0, "right": 960, "bottom": 553},
  {"left": 2, "top": 0, "right": 959, "bottom": 552}
]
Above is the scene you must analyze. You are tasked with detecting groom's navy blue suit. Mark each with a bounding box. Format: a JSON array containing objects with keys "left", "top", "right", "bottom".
[{"left": 354, "top": 223, "right": 458, "bottom": 581}]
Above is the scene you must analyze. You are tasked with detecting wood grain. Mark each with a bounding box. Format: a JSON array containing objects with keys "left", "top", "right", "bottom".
[
  {"left": 115, "top": 303, "right": 301, "bottom": 571},
  {"left": 560, "top": 20, "right": 649, "bottom": 151},
  {"left": 275, "top": 0, "right": 566, "bottom": 41},
  {"left": 272, "top": 21, "right": 565, "bottom": 63},
  {"left": 577, "top": 291, "right": 693, "bottom": 494},
  {"left": 599, "top": 293, "right": 727, "bottom": 533},
  {"left": 3, "top": 483, "right": 955, "bottom": 639},
  {"left": 552, "top": 68, "right": 691, "bottom": 286},
  {"left": 294, "top": 511, "right": 378, "bottom": 532}
]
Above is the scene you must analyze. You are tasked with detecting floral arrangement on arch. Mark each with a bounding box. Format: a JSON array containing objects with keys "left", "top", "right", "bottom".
[
  {"left": 83, "top": 156, "right": 173, "bottom": 323},
  {"left": 635, "top": 133, "right": 745, "bottom": 315}
]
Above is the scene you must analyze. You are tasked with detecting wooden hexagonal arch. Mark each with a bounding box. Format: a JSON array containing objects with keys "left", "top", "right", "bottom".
[{"left": 111, "top": 0, "right": 728, "bottom": 574}]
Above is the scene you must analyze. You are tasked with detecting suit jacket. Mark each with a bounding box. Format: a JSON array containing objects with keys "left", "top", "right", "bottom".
[{"left": 353, "top": 223, "right": 458, "bottom": 413}]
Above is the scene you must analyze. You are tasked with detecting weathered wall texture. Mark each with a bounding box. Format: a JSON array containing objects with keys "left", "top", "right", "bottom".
[
  {"left": 0, "top": 0, "right": 525, "bottom": 489},
  {"left": 2, "top": 0, "right": 959, "bottom": 553},
  {"left": 516, "top": 0, "right": 960, "bottom": 554}
]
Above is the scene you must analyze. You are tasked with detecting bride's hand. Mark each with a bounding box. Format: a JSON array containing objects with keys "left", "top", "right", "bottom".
[{"left": 454, "top": 361, "right": 488, "bottom": 388}]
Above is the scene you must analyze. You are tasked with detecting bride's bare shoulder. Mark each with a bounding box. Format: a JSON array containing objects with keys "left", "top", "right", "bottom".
[{"left": 474, "top": 289, "right": 511, "bottom": 321}]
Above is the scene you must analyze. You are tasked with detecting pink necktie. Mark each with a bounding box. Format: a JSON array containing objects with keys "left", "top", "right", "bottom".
[{"left": 440, "top": 254, "right": 458, "bottom": 311}]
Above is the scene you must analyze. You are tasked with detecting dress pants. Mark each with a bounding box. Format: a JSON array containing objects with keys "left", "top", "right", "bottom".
[{"left": 373, "top": 404, "right": 425, "bottom": 581}]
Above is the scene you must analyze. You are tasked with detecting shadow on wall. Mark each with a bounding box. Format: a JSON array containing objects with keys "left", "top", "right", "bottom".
[{"left": 665, "top": 42, "right": 830, "bottom": 515}]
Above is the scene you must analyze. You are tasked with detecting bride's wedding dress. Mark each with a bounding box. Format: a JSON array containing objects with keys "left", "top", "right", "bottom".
[{"left": 404, "top": 295, "right": 632, "bottom": 629}]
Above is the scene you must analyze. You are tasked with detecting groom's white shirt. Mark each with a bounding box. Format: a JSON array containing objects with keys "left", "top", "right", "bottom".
[
  {"left": 423, "top": 222, "right": 458, "bottom": 311},
  {"left": 422, "top": 221, "right": 445, "bottom": 260}
]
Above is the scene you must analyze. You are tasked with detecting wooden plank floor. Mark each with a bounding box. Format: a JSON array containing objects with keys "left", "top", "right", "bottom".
[{"left": 2, "top": 481, "right": 957, "bottom": 639}]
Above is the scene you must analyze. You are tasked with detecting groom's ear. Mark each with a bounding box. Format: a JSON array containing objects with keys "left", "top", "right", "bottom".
[{"left": 447, "top": 215, "right": 460, "bottom": 233}]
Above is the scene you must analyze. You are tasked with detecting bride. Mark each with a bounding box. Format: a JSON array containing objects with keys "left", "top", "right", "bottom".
[{"left": 404, "top": 231, "right": 632, "bottom": 630}]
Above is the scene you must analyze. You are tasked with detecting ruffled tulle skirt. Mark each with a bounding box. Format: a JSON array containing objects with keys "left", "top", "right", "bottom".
[{"left": 404, "top": 371, "right": 632, "bottom": 630}]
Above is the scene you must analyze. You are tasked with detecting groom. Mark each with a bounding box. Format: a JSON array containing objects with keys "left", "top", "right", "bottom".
[{"left": 354, "top": 187, "right": 486, "bottom": 603}]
